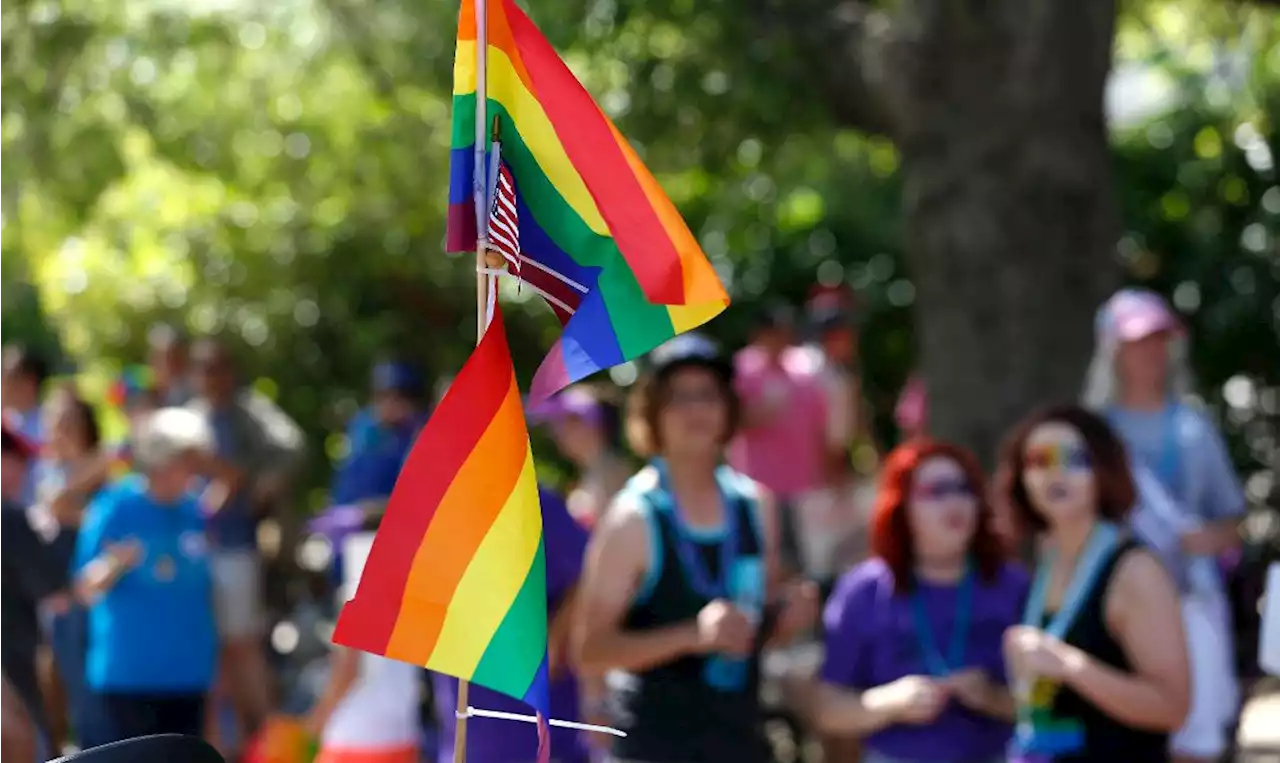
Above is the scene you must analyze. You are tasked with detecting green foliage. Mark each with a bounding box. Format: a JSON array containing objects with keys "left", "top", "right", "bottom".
[{"left": 1, "top": 0, "right": 1276, "bottom": 507}]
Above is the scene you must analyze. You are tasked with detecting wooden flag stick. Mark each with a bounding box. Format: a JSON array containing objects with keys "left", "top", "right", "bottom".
[{"left": 459, "top": 0, "right": 491, "bottom": 755}]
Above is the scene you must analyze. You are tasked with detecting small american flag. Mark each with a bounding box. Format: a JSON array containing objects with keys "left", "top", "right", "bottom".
[{"left": 486, "top": 162, "right": 521, "bottom": 277}]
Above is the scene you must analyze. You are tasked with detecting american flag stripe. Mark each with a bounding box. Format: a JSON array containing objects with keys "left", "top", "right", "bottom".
[
  {"left": 487, "top": 163, "right": 521, "bottom": 274},
  {"left": 485, "top": 160, "right": 584, "bottom": 325}
]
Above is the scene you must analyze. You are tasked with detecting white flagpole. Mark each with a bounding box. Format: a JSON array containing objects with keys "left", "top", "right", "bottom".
[{"left": 459, "top": 0, "right": 489, "bottom": 758}]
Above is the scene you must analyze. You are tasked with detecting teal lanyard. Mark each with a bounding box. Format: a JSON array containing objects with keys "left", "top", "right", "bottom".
[
  {"left": 1022, "top": 521, "right": 1121, "bottom": 636},
  {"left": 910, "top": 566, "right": 974, "bottom": 676},
  {"left": 1016, "top": 522, "right": 1122, "bottom": 733}
]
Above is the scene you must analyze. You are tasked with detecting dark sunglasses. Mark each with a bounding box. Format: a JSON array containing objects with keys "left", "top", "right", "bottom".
[{"left": 914, "top": 477, "right": 975, "bottom": 501}]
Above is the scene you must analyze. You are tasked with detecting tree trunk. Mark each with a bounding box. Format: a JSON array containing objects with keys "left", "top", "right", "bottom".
[{"left": 892, "top": 0, "right": 1123, "bottom": 464}]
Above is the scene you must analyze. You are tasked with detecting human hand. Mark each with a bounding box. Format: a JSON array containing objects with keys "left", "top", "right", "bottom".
[
  {"left": 695, "top": 599, "right": 756, "bottom": 656},
  {"left": 303, "top": 708, "right": 328, "bottom": 739},
  {"left": 774, "top": 580, "right": 820, "bottom": 643},
  {"left": 41, "top": 591, "right": 74, "bottom": 617},
  {"left": 200, "top": 481, "right": 232, "bottom": 515},
  {"left": 867, "top": 674, "right": 950, "bottom": 724},
  {"left": 942, "top": 668, "right": 994, "bottom": 713},
  {"left": 1181, "top": 526, "right": 1232, "bottom": 556},
  {"left": 580, "top": 698, "right": 612, "bottom": 751},
  {"left": 105, "top": 538, "right": 143, "bottom": 569},
  {"left": 1004, "top": 625, "right": 1084, "bottom": 682}
]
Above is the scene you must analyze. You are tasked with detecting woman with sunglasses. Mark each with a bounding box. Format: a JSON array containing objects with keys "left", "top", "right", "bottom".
[
  {"left": 573, "top": 335, "right": 816, "bottom": 763},
  {"left": 808, "top": 439, "right": 1025, "bottom": 763},
  {"left": 1000, "top": 405, "right": 1189, "bottom": 763}
]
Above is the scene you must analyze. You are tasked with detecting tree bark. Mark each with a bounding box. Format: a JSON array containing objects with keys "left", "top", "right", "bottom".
[{"left": 888, "top": 0, "right": 1123, "bottom": 464}]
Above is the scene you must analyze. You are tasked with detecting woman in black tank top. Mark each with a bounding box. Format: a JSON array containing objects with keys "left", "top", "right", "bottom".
[
  {"left": 999, "top": 405, "right": 1190, "bottom": 763},
  {"left": 571, "top": 335, "right": 818, "bottom": 763}
]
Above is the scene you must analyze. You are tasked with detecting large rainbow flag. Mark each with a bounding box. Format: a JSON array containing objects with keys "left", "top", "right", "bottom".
[
  {"left": 447, "top": 0, "right": 730, "bottom": 406},
  {"left": 333, "top": 305, "right": 550, "bottom": 721}
]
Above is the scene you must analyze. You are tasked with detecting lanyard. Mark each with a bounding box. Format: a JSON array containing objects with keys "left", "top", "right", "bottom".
[
  {"left": 653, "top": 459, "right": 738, "bottom": 600},
  {"left": 910, "top": 566, "right": 974, "bottom": 676},
  {"left": 1022, "top": 521, "right": 1121, "bottom": 636},
  {"left": 1015, "top": 522, "right": 1122, "bottom": 737}
]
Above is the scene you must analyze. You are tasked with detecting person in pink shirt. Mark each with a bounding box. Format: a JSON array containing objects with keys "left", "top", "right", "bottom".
[{"left": 728, "top": 304, "right": 831, "bottom": 584}]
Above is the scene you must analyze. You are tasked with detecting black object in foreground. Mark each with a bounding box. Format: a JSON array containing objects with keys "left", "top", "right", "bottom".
[{"left": 51, "top": 735, "right": 224, "bottom": 763}]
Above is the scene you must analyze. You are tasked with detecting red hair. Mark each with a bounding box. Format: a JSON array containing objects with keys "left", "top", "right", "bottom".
[{"left": 870, "top": 438, "right": 1007, "bottom": 594}]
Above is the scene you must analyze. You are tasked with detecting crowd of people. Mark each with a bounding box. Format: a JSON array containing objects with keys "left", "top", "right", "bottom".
[{"left": 0, "top": 284, "right": 1258, "bottom": 763}]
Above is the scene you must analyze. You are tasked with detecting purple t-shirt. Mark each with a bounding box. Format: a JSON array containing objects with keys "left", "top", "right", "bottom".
[
  {"left": 433, "top": 487, "right": 590, "bottom": 763},
  {"left": 821, "top": 558, "right": 1029, "bottom": 763}
]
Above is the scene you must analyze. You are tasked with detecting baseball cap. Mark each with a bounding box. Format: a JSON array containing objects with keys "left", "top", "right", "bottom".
[
  {"left": 1099, "top": 289, "right": 1181, "bottom": 344},
  {"left": 528, "top": 385, "right": 604, "bottom": 426},
  {"left": 372, "top": 361, "right": 424, "bottom": 399},
  {"left": 52, "top": 734, "right": 224, "bottom": 763},
  {"left": 648, "top": 333, "right": 733, "bottom": 382}
]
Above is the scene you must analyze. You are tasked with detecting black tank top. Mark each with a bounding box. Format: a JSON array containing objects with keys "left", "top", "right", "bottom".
[
  {"left": 1025, "top": 539, "right": 1169, "bottom": 763},
  {"left": 609, "top": 469, "right": 770, "bottom": 763}
]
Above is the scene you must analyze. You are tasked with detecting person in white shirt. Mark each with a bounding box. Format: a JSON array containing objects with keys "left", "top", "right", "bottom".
[
  {"left": 308, "top": 536, "right": 421, "bottom": 763},
  {"left": 308, "top": 649, "right": 422, "bottom": 763}
]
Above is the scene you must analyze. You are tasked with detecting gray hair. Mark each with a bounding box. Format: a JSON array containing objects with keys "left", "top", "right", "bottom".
[{"left": 133, "top": 407, "right": 213, "bottom": 471}]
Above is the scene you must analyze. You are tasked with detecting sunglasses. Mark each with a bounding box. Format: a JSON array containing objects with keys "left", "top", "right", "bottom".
[
  {"left": 914, "top": 477, "right": 975, "bottom": 501},
  {"left": 1024, "top": 443, "right": 1092, "bottom": 471}
]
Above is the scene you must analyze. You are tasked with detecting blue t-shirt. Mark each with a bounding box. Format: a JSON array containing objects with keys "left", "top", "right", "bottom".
[
  {"left": 330, "top": 409, "right": 423, "bottom": 506},
  {"left": 73, "top": 476, "right": 218, "bottom": 693}
]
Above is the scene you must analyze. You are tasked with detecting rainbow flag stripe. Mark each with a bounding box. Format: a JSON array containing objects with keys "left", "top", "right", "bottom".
[
  {"left": 333, "top": 305, "right": 550, "bottom": 716},
  {"left": 447, "top": 0, "right": 730, "bottom": 405}
]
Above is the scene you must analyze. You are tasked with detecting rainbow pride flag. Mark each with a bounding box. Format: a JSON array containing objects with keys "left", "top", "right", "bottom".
[
  {"left": 447, "top": 0, "right": 730, "bottom": 405},
  {"left": 333, "top": 305, "right": 550, "bottom": 723}
]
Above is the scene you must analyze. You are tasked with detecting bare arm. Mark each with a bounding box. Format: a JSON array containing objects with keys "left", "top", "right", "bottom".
[
  {"left": 548, "top": 583, "right": 580, "bottom": 678},
  {"left": 1182, "top": 516, "right": 1241, "bottom": 556},
  {"left": 308, "top": 646, "right": 361, "bottom": 735},
  {"left": 75, "top": 544, "right": 139, "bottom": 604},
  {"left": 47, "top": 454, "right": 111, "bottom": 524},
  {"left": 755, "top": 486, "right": 784, "bottom": 594},
  {"left": 572, "top": 497, "right": 701, "bottom": 676},
  {"left": 811, "top": 681, "right": 905, "bottom": 736},
  {"left": 1063, "top": 550, "right": 1190, "bottom": 731}
]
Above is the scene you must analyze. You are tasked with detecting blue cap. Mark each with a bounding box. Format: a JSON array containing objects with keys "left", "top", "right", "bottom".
[{"left": 372, "top": 361, "right": 423, "bottom": 398}]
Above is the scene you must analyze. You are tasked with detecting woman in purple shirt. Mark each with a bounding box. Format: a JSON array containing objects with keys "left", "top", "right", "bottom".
[
  {"left": 431, "top": 485, "right": 591, "bottom": 763},
  {"left": 812, "top": 439, "right": 1027, "bottom": 763}
]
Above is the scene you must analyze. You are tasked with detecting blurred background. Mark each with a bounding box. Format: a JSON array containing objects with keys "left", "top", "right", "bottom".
[{"left": 3, "top": 0, "right": 1279, "bottom": 584}]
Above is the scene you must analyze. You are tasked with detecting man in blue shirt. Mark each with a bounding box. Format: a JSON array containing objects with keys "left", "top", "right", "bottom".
[
  {"left": 321, "top": 361, "right": 427, "bottom": 588},
  {"left": 330, "top": 360, "right": 428, "bottom": 513},
  {"left": 72, "top": 408, "right": 218, "bottom": 748}
]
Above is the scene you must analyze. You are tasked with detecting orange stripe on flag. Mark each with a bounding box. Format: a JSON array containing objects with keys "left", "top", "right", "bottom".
[{"left": 383, "top": 378, "right": 526, "bottom": 664}]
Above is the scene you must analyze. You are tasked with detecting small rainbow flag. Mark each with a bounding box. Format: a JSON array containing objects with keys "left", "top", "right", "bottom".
[
  {"left": 333, "top": 305, "right": 550, "bottom": 734},
  {"left": 447, "top": 0, "right": 730, "bottom": 406},
  {"left": 105, "top": 365, "right": 154, "bottom": 409}
]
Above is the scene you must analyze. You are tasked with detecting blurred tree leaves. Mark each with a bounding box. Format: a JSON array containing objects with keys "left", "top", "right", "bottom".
[{"left": 1, "top": 0, "right": 1276, "bottom": 507}]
